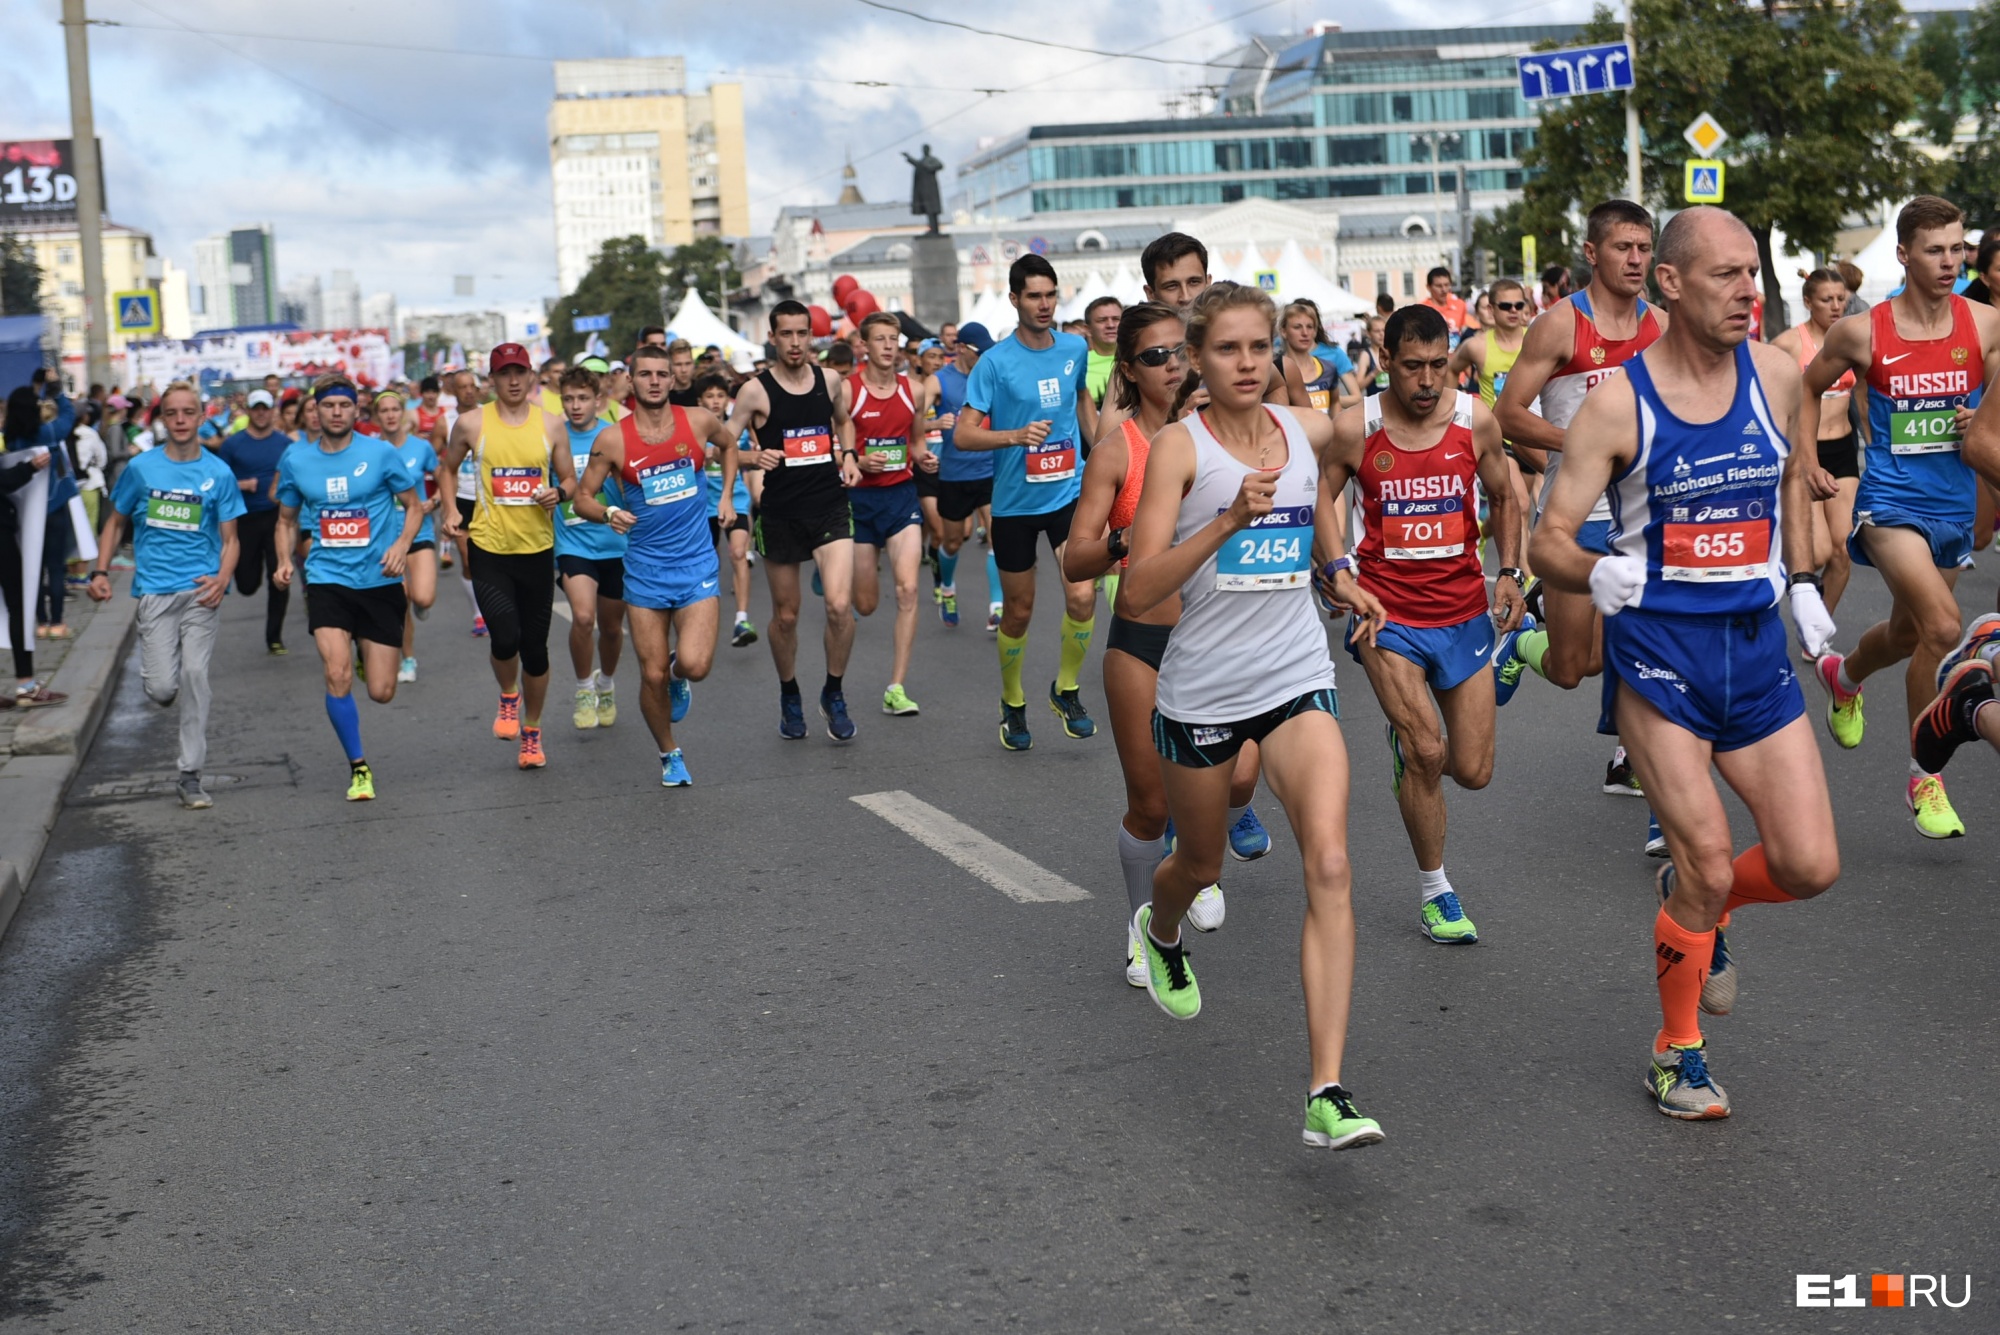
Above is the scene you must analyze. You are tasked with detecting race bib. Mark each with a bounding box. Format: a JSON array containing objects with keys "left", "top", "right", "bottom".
[
  {"left": 1216, "top": 506, "right": 1313, "bottom": 590},
  {"left": 1025, "top": 436, "right": 1076, "bottom": 483},
  {"left": 1662, "top": 519, "right": 1770, "bottom": 582},
  {"left": 783, "top": 426, "right": 834, "bottom": 466},
  {"left": 864, "top": 436, "right": 908, "bottom": 470},
  {"left": 319, "top": 505, "right": 372, "bottom": 548},
  {"left": 1889, "top": 408, "right": 1962, "bottom": 455},
  {"left": 491, "top": 465, "right": 542, "bottom": 504},
  {"left": 144, "top": 489, "right": 203, "bottom": 532},
  {"left": 1308, "top": 388, "right": 1332, "bottom": 413},
  {"left": 1380, "top": 497, "right": 1467, "bottom": 560},
  {"left": 638, "top": 458, "right": 698, "bottom": 506}
]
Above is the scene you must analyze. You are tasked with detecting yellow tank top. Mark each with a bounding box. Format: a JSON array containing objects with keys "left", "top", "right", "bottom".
[
  {"left": 1478, "top": 329, "right": 1523, "bottom": 408},
  {"left": 469, "top": 403, "right": 556, "bottom": 554}
]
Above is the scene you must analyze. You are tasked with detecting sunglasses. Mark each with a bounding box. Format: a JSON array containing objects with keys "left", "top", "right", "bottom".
[
  {"left": 1134, "top": 343, "right": 1186, "bottom": 367},
  {"left": 1495, "top": 301, "right": 1529, "bottom": 312}
]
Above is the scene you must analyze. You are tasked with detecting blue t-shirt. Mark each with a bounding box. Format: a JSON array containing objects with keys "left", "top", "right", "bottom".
[
  {"left": 963, "top": 331, "right": 1087, "bottom": 516},
  {"left": 1314, "top": 343, "right": 1356, "bottom": 378},
  {"left": 276, "top": 436, "right": 418, "bottom": 590},
  {"left": 556, "top": 420, "right": 629, "bottom": 562},
  {"left": 110, "top": 448, "right": 248, "bottom": 596},
  {"left": 215, "top": 428, "right": 290, "bottom": 513},
  {"left": 388, "top": 434, "right": 441, "bottom": 545},
  {"left": 932, "top": 362, "right": 992, "bottom": 483}
]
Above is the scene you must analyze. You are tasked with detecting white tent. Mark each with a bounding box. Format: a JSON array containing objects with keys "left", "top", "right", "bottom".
[
  {"left": 1271, "top": 239, "right": 1373, "bottom": 317},
  {"left": 1212, "top": 244, "right": 1262, "bottom": 287},
  {"left": 1110, "top": 261, "right": 1146, "bottom": 305},
  {"left": 664, "top": 287, "right": 763, "bottom": 369},
  {"left": 1056, "top": 269, "right": 1112, "bottom": 324},
  {"left": 968, "top": 286, "right": 1014, "bottom": 339}
]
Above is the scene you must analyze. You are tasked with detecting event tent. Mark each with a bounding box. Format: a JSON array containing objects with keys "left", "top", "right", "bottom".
[
  {"left": 0, "top": 317, "right": 43, "bottom": 398},
  {"left": 1270, "top": 239, "right": 1373, "bottom": 317},
  {"left": 664, "top": 287, "right": 763, "bottom": 368},
  {"left": 1109, "top": 262, "right": 1146, "bottom": 306}
]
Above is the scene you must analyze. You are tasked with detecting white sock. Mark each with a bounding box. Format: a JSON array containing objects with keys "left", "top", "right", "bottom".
[
  {"left": 461, "top": 574, "right": 481, "bottom": 617},
  {"left": 1419, "top": 866, "right": 1452, "bottom": 903},
  {"left": 1117, "top": 823, "right": 1167, "bottom": 920},
  {"left": 1226, "top": 803, "right": 1250, "bottom": 830},
  {"left": 596, "top": 670, "right": 615, "bottom": 691},
  {"left": 1837, "top": 660, "right": 1859, "bottom": 694},
  {"left": 1911, "top": 757, "right": 1933, "bottom": 780},
  {"left": 579, "top": 675, "right": 595, "bottom": 692}
]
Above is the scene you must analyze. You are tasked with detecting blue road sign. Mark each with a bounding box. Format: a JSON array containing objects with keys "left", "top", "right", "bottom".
[
  {"left": 1517, "top": 42, "right": 1634, "bottom": 102},
  {"left": 113, "top": 290, "right": 157, "bottom": 334},
  {"left": 572, "top": 313, "right": 612, "bottom": 333}
]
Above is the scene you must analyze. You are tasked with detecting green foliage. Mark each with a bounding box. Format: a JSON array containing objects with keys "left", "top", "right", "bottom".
[
  {"left": 1912, "top": 6, "right": 2000, "bottom": 225},
  {"left": 0, "top": 233, "right": 42, "bottom": 318},
  {"left": 552, "top": 235, "right": 672, "bottom": 360},
  {"left": 661, "top": 236, "right": 742, "bottom": 312},
  {"left": 1471, "top": 201, "right": 1575, "bottom": 281}
]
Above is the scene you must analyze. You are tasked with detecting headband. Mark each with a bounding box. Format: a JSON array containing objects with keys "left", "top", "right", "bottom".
[
  {"left": 314, "top": 384, "right": 358, "bottom": 403},
  {"left": 372, "top": 389, "right": 404, "bottom": 408}
]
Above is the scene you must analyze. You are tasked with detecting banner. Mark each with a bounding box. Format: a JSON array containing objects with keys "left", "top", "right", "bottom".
[
  {"left": 0, "top": 139, "right": 104, "bottom": 224},
  {"left": 127, "top": 328, "right": 396, "bottom": 388}
]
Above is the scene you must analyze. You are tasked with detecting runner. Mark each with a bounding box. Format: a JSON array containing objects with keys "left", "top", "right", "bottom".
[
  {"left": 1532, "top": 206, "right": 1838, "bottom": 1119},
  {"left": 86, "top": 380, "right": 242, "bottom": 809},
  {"left": 1769, "top": 269, "right": 1862, "bottom": 616},
  {"left": 1449, "top": 276, "right": 1536, "bottom": 575},
  {"left": 953, "top": 254, "right": 1102, "bottom": 750},
  {"left": 272, "top": 374, "right": 425, "bottom": 801},
  {"left": 1327, "top": 303, "right": 1524, "bottom": 943},
  {"left": 1421, "top": 266, "right": 1474, "bottom": 341},
  {"left": 213, "top": 388, "right": 292, "bottom": 654},
  {"left": 696, "top": 373, "right": 758, "bottom": 648},
  {"left": 571, "top": 343, "right": 739, "bottom": 785},
  {"left": 369, "top": 388, "right": 443, "bottom": 683},
  {"left": 930, "top": 323, "right": 997, "bottom": 631},
  {"left": 1281, "top": 300, "right": 1356, "bottom": 418},
  {"left": 1083, "top": 296, "right": 1122, "bottom": 408},
  {"left": 911, "top": 339, "right": 950, "bottom": 602},
  {"left": 1795, "top": 196, "right": 2000, "bottom": 839},
  {"left": 1119, "top": 281, "right": 1389, "bottom": 1150},
  {"left": 726, "top": 300, "right": 862, "bottom": 742},
  {"left": 441, "top": 342, "right": 579, "bottom": 771},
  {"left": 437, "top": 368, "right": 486, "bottom": 635},
  {"left": 1135, "top": 231, "right": 1307, "bottom": 408},
  {"left": 554, "top": 364, "right": 628, "bottom": 731},
  {"left": 847, "top": 311, "right": 935, "bottom": 716},
  {"left": 667, "top": 340, "right": 702, "bottom": 407}
]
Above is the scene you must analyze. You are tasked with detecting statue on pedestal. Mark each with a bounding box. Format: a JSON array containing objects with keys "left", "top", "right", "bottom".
[{"left": 903, "top": 144, "right": 944, "bottom": 235}]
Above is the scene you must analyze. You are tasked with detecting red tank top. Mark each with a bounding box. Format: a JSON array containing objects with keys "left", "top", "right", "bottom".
[
  {"left": 415, "top": 404, "right": 444, "bottom": 435},
  {"left": 615, "top": 405, "right": 701, "bottom": 483},
  {"left": 1354, "top": 391, "right": 1488, "bottom": 627},
  {"left": 1106, "top": 418, "right": 1151, "bottom": 566},
  {"left": 1866, "top": 295, "right": 1983, "bottom": 402},
  {"left": 1539, "top": 292, "right": 1663, "bottom": 429},
  {"left": 1792, "top": 321, "right": 1855, "bottom": 396},
  {"left": 847, "top": 371, "right": 916, "bottom": 488}
]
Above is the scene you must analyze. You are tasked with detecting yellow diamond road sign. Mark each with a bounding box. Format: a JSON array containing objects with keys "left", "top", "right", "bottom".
[
  {"left": 1685, "top": 160, "right": 1726, "bottom": 204},
  {"left": 1683, "top": 113, "right": 1729, "bottom": 158}
]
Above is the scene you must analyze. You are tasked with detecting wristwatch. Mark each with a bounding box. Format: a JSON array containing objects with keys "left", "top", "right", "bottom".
[
  {"left": 1789, "top": 571, "right": 1824, "bottom": 591},
  {"left": 1498, "top": 566, "right": 1526, "bottom": 586},
  {"left": 1322, "top": 554, "right": 1358, "bottom": 581},
  {"left": 1105, "top": 527, "right": 1129, "bottom": 561},
  {"left": 89, "top": 569, "right": 108, "bottom": 580}
]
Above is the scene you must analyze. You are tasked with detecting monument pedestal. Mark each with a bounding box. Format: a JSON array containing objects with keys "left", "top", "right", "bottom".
[{"left": 911, "top": 233, "right": 960, "bottom": 334}]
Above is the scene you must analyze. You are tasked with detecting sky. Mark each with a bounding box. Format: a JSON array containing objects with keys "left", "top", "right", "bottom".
[{"left": 0, "top": 0, "right": 1772, "bottom": 313}]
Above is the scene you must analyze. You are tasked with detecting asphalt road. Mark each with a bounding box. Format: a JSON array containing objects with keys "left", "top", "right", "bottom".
[{"left": 0, "top": 539, "right": 1994, "bottom": 1333}]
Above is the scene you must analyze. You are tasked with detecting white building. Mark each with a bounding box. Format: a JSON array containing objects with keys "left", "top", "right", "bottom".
[
  {"left": 279, "top": 275, "right": 323, "bottom": 330},
  {"left": 324, "top": 269, "right": 360, "bottom": 329},
  {"left": 360, "top": 291, "right": 397, "bottom": 333}
]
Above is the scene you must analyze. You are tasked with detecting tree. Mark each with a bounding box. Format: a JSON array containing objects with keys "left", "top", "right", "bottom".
[
  {"left": 1517, "top": 0, "right": 1944, "bottom": 322},
  {"left": 1470, "top": 200, "right": 1576, "bottom": 284},
  {"left": 1911, "top": 7, "right": 2000, "bottom": 226},
  {"left": 551, "top": 235, "right": 671, "bottom": 360},
  {"left": 0, "top": 233, "right": 42, "bottom": 318},
  {"left": 661, "top": 236, "right": 742, "bottom": 316}
]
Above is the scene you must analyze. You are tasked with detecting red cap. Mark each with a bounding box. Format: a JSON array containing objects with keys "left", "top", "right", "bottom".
[{"left": 489, "top": 342, "right": 531, "bottom": 372}]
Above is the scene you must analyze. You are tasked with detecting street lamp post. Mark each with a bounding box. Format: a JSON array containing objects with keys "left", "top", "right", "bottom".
[{"left": 60, "top": 0, "right": 111, "bottom": 392}]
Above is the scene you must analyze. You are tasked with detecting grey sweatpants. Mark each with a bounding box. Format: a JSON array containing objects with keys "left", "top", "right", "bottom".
[{"left": 137, "top": 591, "right": 219, "bottom": 775}]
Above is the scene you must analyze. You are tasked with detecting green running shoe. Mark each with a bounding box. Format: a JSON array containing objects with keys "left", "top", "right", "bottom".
[
  {"left": 882, "top": 683, "right": 920, "bottom": 716},
  {"left": 1908, "top": 773, "right": 1964, "bottom": 839},
  {"left": 1386, "top": 722, "right": 1406, "bottom": 798},
  {"left": 1419, "top": 890, "right": 1478, "bottom": 943},
  {"left": 1813, "top": 653, "right": 1865, "bottom": 749},
  {"left": 1302, "top": 1084, "right": 1385, "bottom": 1150},
  {"left": 1136, "top": 905, "right": 1200, "bottom": 1020},
  {"left": 1645, "top": 1040, "right": 1731, "bottom": 1120}
]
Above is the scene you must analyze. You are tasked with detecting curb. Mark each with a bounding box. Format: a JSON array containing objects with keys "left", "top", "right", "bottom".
[{"left": 0, "top": 572, "right": 140, "bottom": 947}]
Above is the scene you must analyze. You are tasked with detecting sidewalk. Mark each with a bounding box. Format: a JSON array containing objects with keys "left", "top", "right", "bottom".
[{"left": 0, "top": 570, "right": 140, "bottom": 944}]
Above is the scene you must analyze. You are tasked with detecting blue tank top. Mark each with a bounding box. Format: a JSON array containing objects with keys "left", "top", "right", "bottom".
[
  {"left": 933, "top": 362, "right": 993, "bottom": 482},
  {"left": 1605, "top": 341, "right": 1788, "bottom": 617},
  {"left": 612, "top": 408, "right": 712, "bottom": 572},
  {"left": 554, "top": 420, "right": 628, "bottom": 561}
]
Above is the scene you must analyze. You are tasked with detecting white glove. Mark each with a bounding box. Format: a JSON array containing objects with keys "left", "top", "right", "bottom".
[
  {"left": 1789, "top": 581, "right": 1837, "bottom": 659},
  {"left": 1587, "top": 554, "right": 1647, "bottom": 617}
]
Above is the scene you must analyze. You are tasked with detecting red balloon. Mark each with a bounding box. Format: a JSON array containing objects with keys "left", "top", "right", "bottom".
[
  {"left": 831, "top": 274, "right": 859, "bottom": 302},
  {"left": 840, "top": 289, "right": 880, "bottom": 323},
  {"left": 807, "top": 304, "right": 833, "bottom": 338}
]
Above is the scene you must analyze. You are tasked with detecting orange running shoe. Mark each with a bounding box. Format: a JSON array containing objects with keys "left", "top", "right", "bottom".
[
  {"left": 493, "top": 692, "right": 521, "bottom": 740},
  {"left": 517, "top": 726, "right": 546, "bottom": 769}
]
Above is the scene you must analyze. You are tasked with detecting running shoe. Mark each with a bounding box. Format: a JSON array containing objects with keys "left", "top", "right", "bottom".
[
  {"left": 1645, "top": 1040, "right": 1731, "bottom": 1120},
  {"left": 493, "top": 692, "right": 521, "bottom": 740},
  {"left": 820, "top": 688, "right": 856, "bottom": 741},
  {"left": 1913, "top": 659, "right": 1994, "bottom": 774},
  {"left": 1186, "top": 883, "right": 1226, "bottom": 932},
  {"left": 1125, "top": 923, "right": 1148, "bottom": 989},
  {"left": 1302, "top": 1084, "right": 1385, "bottom": 1150},
  {"left": 1603, "top": 745, "right": 1645, "bottom": 796},
  {"left": 14, "top": 683, "right": 68, "bottom": 709},
  {"left": 810, "top": 566, "right": 823, "bottom": 597},
  {"left": 1520, "top": 574, "right": 1546, "bottom": 627},
  {"left": 731, "top": 614, "right": 759, "bottom": 647},
  {"left": 668, "top": 653, "right": 691, "bottom": 723},
  {"left": 1386, "top": 723, "right": 1407, "bottom": 798},
  {"left": 976, "top": 523, "right": 988, "bottom": 545},
  {"left": 397, "top": 656, "right": 417, "bottom": 684},
  {"left": 176, "top": 772, "right": 213, "bottom": 810},
  {"left": 661, "top": 749, "right": 692, "bottom": 787},
  {"left": 932, "top": 583, "right": 946, "bottom": 606},
  {"left": 779, "top": 691, "right": 807, "bottom": 740},
  {"left": 1048, "top": 682, "right": 1097, "bottom": 738},
  {"left": 1656, "top": 863, "right": 1736, "bottom": 1016},
  {"left": 1908, "top": 772, "right": 1964, "bottom": 839},
  {"left": 573, "top": 686, "right": 599, "bottom": 730},
  {"left": 472, "top": 615, "right": 488, "bottom": 638},
  {"left": 345, "top": 764, "right": 375, "bottom": 802},
  {"left": 1135, "top": 905, "right": 1201, "bottom": 1020},
  {"left": 1491, "top": 614, "right": 1536, "bottom": 707},
  {"left": 1419, "top": 891, "right": 1479, "bottom": 944},
  {"left": 986, "top": 602, "right": 1002, "bottom": 633},
  {"left": 267, "top": 641, "right": 287, "bottom": 657},
  {"left": 1228, "top": 805, "right": 1271, "bottom": 861},
  {"left": 1645, "top": 811, "right": 1669, "bottom": 859},
  {"left": 1813, "top": 653, "right": 1865, "bottom": 749},
  {"left": 1937, "top": 612, "right": 2000, "bottom": 690},
  {"left": 518, "top": 727, "right": 546, "bottom": 769},
  {"left": 881, "top": 683, "right": 920, "bottom": 716},
  {"left": 998, "top": 700, "right": 1033, "bottom": 751},
  {"left": 595, "top": 680, "right": 617, "bottom": 726},
  {"left": 939, "top": 592, "right": 959, "bottom": 627}
]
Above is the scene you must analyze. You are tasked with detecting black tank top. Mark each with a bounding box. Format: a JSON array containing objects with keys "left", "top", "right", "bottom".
[{"left": 754, "top": 366, "right": 845, "bottom": 516}]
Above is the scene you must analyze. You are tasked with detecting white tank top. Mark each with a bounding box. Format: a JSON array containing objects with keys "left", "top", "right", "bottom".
[{"left": 1155, "top": 405, "right": 1337, "bottom": 724}]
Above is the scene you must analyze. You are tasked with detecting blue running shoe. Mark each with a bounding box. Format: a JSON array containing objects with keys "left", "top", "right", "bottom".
[
  {"left": 998, "top": 700, "right": 1033, "bottom": 751},
  {"left": 1420, "top": 890, "right": 1479, "bottom": 943},
  {"left": 821, "top": 689, "right": 856, "bottom": 741},
  {"left": 1227, "top": 805, "right": 1272, "bottom": 861},
  {"left": 668, "top": 652, "right": 691, "bottom": 723},
  {"left": 811, "top": 565, "right": 824, "bottom": 597},
  {"left": 660, "top": 749, "right": 692, "bottom": 787},
  {"left": 1048, "top": 682, "right": 1097, "bottom": 738},
  {"left": 778, "top": 690, "right": 807, "bottom": 740},
  {"left": 939, "top": 592, "right": 959, "bottom": 627},
  {"left": 1492, "top": 613, "right": 1536, "bottom": 707},
  {"left": 1163, "top": 817, "right": 1176, "bottom": 855},
  {"left": 1645, "top": 811, "right": 1669, "bottom": 858}
]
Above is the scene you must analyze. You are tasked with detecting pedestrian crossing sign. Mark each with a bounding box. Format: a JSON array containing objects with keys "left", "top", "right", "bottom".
[
  {"left": 113, "top": 290, "right": 158, "bottom": 335},
  {"left": 1684, "top": 160, "right": 1725, "bottom": 204}
]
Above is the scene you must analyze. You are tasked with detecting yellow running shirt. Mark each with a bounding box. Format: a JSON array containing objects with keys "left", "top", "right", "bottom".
[
  {"left": 469, "top": 404, "right": 556, "bottom": 554},
  {"left": 1478, "top": 329, "right": 1522, "bottom": 409}
]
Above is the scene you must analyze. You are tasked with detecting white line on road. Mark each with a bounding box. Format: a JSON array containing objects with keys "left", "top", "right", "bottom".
[{"left": 850, "top": 791, "right": 1090, "bottom": 904}]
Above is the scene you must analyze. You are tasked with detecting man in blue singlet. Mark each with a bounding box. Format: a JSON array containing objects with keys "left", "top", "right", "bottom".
[{"left": 930, "top": 323, "right": 995, "bottom": 630}]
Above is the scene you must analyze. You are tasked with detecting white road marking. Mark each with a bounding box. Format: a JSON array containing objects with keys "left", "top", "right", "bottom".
[{"left": 850, "top": 790, "right": 1090, "bottom": 903}]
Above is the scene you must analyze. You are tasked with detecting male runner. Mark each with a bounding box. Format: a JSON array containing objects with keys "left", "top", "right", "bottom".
[
  {"left": 1796, "top": 195, "right": 2000, "bottom": 838},
  {"left": 213, "top": 388, "right": 291, "bottom": 653},
  {"left": 370, "top": 389, "right": 443, "bottom": 683},
  {"left": 572, "top": 343, "right": 738, "bottom": 785},
  {"left": 847, "top": 311, "right": 935, "bottom": 715},
  {"left": 931, "top": 323, "right": 996, "bottom": 630},
  {"left": 87, "top": 380, "right": 242, "bottom": 809},
  {"left": 696, "top": 373, "right": 757, "bottom": 647},
  {"left": 667, "top": 340, "right": 702, "bottom": 407},
  {"left": 441, "top": 343, "right": 579, "bottom": 770},
  {"left": 954, "top": 255, "right": 1102, "bottom": 750},
  {"left": 1532, "top": 206, "right": 1839, "bottom": 1119},
  {"left": 554, "top": 365, "right": 627, "bottom": 730},
  {"left": 726, "top": 301, "right": 862, "bottom": 742},
  {"left": 1084, "top": 296, "right": 1123, "bottom": 408},
  {"left": 1420, "top": 266, "right": 1473, "bottom": 341},
  {"left": 938, "top": 323, "right": 959, "bottom": 358},
  {"left": 437, "top": 367, "right": 486, "bottom": 633},
  {"left": 1325, "top": 304, "right": 1523, "bottom": 942},
  {"left": 273, "top": 374, "right": 424, "bottom": 801},
  {"left": 1451, "top": 276, "right": 1536, "bottom": 576}
]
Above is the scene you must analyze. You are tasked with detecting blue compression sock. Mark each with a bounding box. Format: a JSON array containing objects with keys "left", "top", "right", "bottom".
[
  {"left": 938, "top": 548, "right": 959, "bottom": 590},
  {"left": 986, "top": 550, "right": 1001, "bottom": 604},
  {"left": 325, "top": 692, "right": 364, "bottom": 763}
]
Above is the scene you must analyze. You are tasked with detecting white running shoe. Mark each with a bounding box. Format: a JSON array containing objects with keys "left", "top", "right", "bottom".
[
  {"left": 1125, "top": 921, "right": 1147, "bottom": 988},
  {"left": 1186, "top": 883, "right": 1226, "bottom": 933},
  {"left": 396, "top": 657, "right": 417, "bottom": 683}
]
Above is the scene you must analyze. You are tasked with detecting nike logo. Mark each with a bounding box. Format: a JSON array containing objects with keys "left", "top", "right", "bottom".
[
  {"left": 700, "top": 580, "right": 717, "bottom": 589},
  {"left": 1443, "top": 452, "right": 1464, "bottom": 461},
  {"left": 1881, "top": 353, "right": 1913, "bottom": 365}
]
